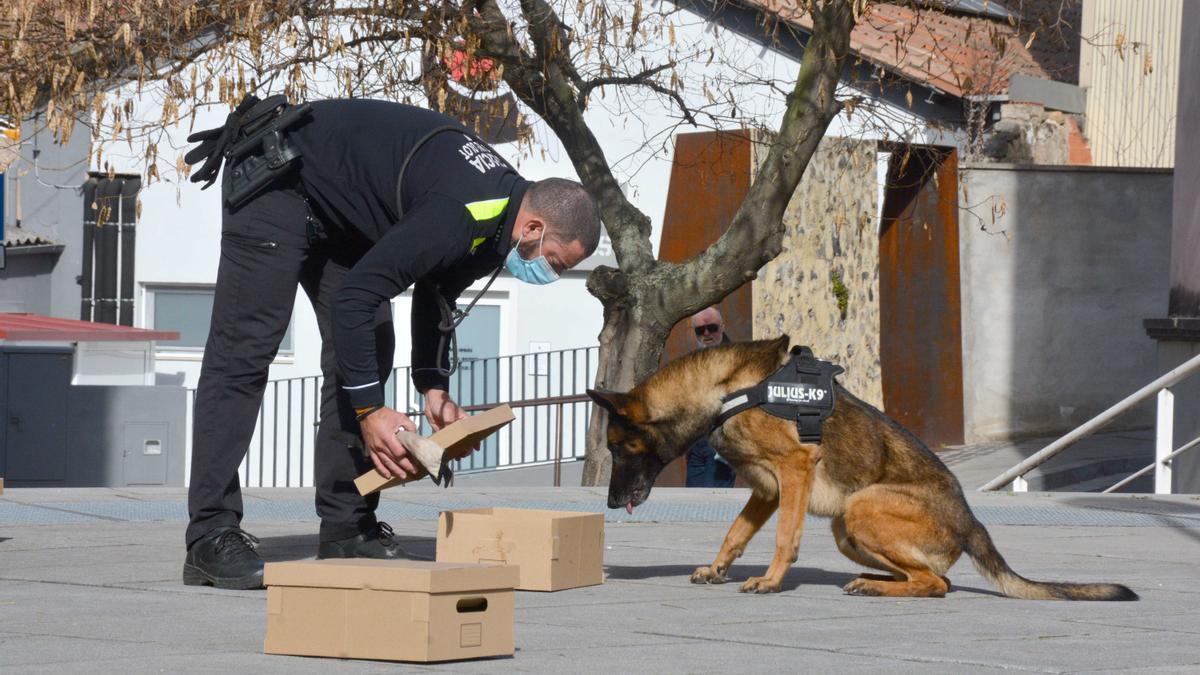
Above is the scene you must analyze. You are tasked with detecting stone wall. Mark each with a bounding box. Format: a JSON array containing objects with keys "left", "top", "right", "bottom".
[{"left": 752, "top": 136, "right": 883, "bottom": 407}]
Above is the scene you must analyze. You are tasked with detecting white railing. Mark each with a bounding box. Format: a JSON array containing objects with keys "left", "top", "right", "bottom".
[
  {"left": 979, "top": 352, "right": 1200, "bottom": 494},
  {"left": 183, "top": 346, "right": 599, "bottom": 488}
]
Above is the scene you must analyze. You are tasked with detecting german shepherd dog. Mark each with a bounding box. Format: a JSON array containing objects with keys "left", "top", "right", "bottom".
[{"left": 587, "top": 336, "right": 1136, "bottom": 600}]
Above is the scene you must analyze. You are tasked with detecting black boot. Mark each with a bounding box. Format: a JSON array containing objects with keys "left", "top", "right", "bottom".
[
  {"left": 183, "top": 526, "right": 265, "bottom": 590},
  {"left": 317, "top": 522, "right": 411, "bottom": 559}
]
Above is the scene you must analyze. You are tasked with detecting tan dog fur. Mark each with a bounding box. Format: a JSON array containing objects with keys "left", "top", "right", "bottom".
[{"left": 589, "top": 337, "right": 1136, "bottom": 600}]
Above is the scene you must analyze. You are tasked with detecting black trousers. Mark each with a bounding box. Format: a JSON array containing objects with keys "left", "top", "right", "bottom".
[{"left": 186, "top": 185, "right": 394, "bottom": 548}]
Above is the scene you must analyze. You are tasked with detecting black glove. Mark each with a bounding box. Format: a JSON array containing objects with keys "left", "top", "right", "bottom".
[{"left": 183, "top": 94, "right": 263, "bottom": 189}]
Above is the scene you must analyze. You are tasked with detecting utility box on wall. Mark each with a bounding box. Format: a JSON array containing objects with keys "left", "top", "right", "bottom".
[
  {"left": 0, "top": 315, "right": 184, "bottom": 487},
  {"left": 0, "top": 347, "right": 187, "bottom": 487}
]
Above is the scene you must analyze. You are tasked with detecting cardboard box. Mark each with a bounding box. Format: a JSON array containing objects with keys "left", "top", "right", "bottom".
[
  {"left": 264, "top": 559, "right": 519, "bottom": 663},
  {"left": 437, "top": 508, "right": 605, "bottom": 592},
  {"left": 0, "top": 477, "right": 4, "bottom": 495},
  {"left": 355, "top": 405, "right": 515, "bottom": 495}
]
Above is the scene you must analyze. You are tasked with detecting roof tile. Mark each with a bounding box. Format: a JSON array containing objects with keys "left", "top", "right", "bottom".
[{"left": 738, "top": 1, "right": 1071, "bottom": 98}]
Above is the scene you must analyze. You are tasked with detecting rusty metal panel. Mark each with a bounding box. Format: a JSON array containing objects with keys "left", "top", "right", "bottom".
[
  {"left": 879, "top": 147, "right": 965, "bottom": 449},
  {"left": 655, "top": 130, "right": 755, "bottom": 487},
  {"left": 658, "top": 131, "right": 756, "bottom": 363}
]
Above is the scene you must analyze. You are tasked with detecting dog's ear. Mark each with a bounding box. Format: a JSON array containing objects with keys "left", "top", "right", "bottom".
[
  {"left": 772, "top": 334, "right": 791, "bottom": 355},
  {"left": 587, "top": 388, "right": 650, "bottom": 423}
]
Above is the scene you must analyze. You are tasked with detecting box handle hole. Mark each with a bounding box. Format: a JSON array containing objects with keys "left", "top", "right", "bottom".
[{"left": 456, "top": 597, "right": 488, "bottom": 613}]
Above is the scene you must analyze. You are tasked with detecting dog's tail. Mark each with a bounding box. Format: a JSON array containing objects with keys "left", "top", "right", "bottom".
[{"left": 962, "top": 518, "right": 1137, "bottom": 601}]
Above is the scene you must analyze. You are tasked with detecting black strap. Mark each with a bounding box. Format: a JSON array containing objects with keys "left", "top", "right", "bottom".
[
  {"left": 393, "top": 125, "right": 516, "bottom": 219},
  {"left": 713, "top": 385, "right": 764, "bottom": 428},
  {"left": 714, "top": 346, "right": 843, "bottom": 444},
  {"left": 395, "top": 126, "right": 515, "bottom": 379},
  {"left": 428, "top": 264, "right": 504, "bottom": 378}
]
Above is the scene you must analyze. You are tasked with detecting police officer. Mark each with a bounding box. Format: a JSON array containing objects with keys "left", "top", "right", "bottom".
[{"left": 181, "top": 97, "right": 601, "bottom": 589}]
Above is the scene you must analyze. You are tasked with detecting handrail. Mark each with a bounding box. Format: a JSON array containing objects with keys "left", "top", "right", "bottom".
[
  {"left": 978, "top": 351, "right": 1200, "bottom": 492},
  {"left": 1103, "top": 434, "right": 1200, "bottom": 493},
  {"left": 423, "top": 394, "right": 591, "bottom": 415},
  {"left": 415, "top": 394, "right": 593, "bottom": 487}
]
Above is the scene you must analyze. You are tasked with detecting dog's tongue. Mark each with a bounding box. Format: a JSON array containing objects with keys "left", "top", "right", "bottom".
[{"left": 625, "top": 502, "right": 634, "bottom": 515}]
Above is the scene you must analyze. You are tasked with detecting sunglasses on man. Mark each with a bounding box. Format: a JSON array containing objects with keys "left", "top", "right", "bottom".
[{"left": 694, "top": 323, "right": 722, "bottom": 337}]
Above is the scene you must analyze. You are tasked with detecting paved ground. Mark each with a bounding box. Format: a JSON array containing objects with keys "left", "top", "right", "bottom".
[{"left": 3, "top": 486, "right": 1200, "bottom": 673}]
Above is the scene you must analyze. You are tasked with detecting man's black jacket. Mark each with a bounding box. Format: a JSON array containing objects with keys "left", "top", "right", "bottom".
[{"left": 287, "top": 99, "right": 529, "bottom": 409}]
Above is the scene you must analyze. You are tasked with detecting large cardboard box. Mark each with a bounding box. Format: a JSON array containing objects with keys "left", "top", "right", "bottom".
[
  {"left": 437, "top": 508, "right": 605, "bottom": 592},
  {"left": 264, "top": 559, "right": 519, "bottom": 663},
  {"left": 355, "top": 405, "right": 515, "bottom": 495}
]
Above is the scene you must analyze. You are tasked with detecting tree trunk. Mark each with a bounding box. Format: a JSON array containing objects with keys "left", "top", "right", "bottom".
[
  {"left": 580, "top": 265, "right": 674, "bottom": 485},
  {"left": 579, "top": 304, "right": 657, "bottom": 485},
  {"left": 578, "top": 2, "right": 856, "bottom": 486}
]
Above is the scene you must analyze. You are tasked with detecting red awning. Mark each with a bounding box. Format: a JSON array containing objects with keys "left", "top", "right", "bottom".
[{"left": 0, "top": 313, "right": 180, "bottom": 343}]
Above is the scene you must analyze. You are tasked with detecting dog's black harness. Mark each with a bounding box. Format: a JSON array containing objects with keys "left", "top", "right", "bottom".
[{"left": 714, "top": 346, "right": 844, "bottom": 443}]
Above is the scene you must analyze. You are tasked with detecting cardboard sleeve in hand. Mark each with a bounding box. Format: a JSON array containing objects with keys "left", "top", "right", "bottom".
[{"left": 355, "top": 405, "right": 515, "bottom": 495}]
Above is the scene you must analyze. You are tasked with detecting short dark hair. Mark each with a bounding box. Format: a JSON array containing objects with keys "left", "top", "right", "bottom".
[{"left": 525, "top": 178, "right": 601, "bottom": 256}]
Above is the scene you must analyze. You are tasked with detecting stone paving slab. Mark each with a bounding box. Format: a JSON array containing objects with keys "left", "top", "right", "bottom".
[{"left": 2, "top": 488, "right": 1199, "bottom": 673}]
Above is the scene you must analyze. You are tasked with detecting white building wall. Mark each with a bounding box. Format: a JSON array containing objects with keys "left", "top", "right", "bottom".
[{"left": 82, "top": 10, "right": 938, "bottom": 391}]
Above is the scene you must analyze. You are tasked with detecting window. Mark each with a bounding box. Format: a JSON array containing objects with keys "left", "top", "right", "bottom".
[
  {"left": 82, "top": 173, "right": 140, "bottom": 326},
  {"left": 146, "top": 285, "right": 293, "bottom": 354}
]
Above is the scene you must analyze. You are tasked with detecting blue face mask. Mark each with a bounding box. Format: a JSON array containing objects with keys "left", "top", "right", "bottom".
[{"left": 505, "top": 228, "right": 560, "bottom": 285}]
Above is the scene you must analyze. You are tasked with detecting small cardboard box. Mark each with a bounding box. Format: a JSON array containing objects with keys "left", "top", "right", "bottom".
[
  {"left": 437, "top": 508, "right": 605, "bottom": 592},
  {"left": 0, "top": 477, "right": 4, "bottom": 495},
  {"left": 355, "top": 405, "right": 515, "bottom": 495},
  {"left": 264, "top": 559, "right": 519, "bottom": 663}
]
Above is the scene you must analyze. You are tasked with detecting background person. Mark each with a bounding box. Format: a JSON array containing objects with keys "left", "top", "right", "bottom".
[{"left": 686, "top": 307, "right": 736, "bottom": 488}]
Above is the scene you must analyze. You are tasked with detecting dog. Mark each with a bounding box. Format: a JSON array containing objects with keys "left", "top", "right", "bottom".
[{"left": 587, "top": 336, "right": 1136, "bottom": 600}]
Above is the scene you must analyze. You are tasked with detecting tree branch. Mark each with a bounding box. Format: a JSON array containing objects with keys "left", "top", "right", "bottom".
[
  {"left": 467, "top": 0, "right": 658, "bottom": 275},
  {"left": 518, "top": 0, "right": 585, "bottom": 91},
  {"left": 657, "top": 0, "right": 857, "bottom": 319},
  {"left": 576, "top": 61, "right": 696, "bottom": 125}
]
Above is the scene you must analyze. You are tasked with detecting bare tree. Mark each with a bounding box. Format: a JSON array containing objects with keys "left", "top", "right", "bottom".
[
  {"left": 8, "top": 1, "right": 1093, "bottom": 485},
  {"left": 0, "top": 0, "right": 868, "bottom": 484}
]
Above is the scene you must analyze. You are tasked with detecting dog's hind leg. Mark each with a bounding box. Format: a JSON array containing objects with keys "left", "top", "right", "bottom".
[
  {"left": 692, "top": 490, "right": 779, "bottom": 585},
  {"left": 838, "top": 486, "right": 960, "bottom": 598},
  {"left": 832, "top": 516, "right": 899, "bottom": 578},
  {"left": 740, "top": 451, "right": 818, "bottom": 594}
]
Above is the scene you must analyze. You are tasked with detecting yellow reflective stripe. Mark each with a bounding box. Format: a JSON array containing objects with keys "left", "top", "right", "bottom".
[
  {"left": 470, "top": 236, "right": 488, "bottom": 253},
  {"left": 464, "top": 197, "right": 510, "bottom": 221}
]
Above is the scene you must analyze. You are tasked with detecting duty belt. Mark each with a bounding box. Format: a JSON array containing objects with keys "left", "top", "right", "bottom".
[
  {"left": 184, "top": 94, "right": 313, "bottom": 208},
  {"left": 714, "top": 346, "right": 844, "bottom": 443}
]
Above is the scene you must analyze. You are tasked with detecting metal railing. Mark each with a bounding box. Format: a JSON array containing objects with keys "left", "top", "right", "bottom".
[
  {"left": 979, "top": 351, "right": 1200, "bottom": 494},
  {"left": 183, "top": 346, "right": 599, "bottom": 488},
  {"left": 458, "top": 393, "right": 592, "bottom": 487}
]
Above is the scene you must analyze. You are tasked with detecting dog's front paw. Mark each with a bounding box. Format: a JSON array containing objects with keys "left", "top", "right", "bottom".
[
  {"left": 739, "top": 576, "right": 781, "bottom": 594},
  {"left": 690, "top": 566, "right": 727, "bottom": 584}
]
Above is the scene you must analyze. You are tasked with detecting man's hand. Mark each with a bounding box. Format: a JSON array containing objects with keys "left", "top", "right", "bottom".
[
  {"left": 424, "top": 389, "right": 480, "bottom": 457},
  {"left": 359, "top": 407, "right": 420, "bottom": 480},
  {"left": 424, "top": 389, "right": 469, "bottom": 431}
]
